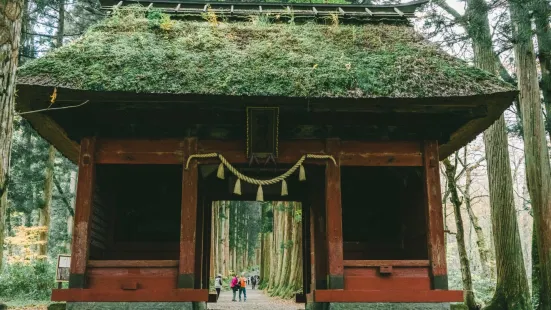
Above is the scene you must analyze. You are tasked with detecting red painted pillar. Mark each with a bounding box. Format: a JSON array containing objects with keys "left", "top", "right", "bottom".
[
  {"left": 179, "top": 137, "right": 199, "bottom": 288},
  {"left": 325, "top": 138, "right": 344, "bottom": 289},
  {"left": 69, "top": 137, "right": 96, "bottom": 288},
  {"left": 423, "top": 140, "right": 448, "bottom": 289}
]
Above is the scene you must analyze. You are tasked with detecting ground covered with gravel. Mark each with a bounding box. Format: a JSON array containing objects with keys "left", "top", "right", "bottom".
[{"left": 208, "top": 286, "right": 305, "bottom": 310}]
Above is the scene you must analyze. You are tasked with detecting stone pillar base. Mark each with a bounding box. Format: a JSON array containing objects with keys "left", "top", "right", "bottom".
[
  {"left": 66, "top": 302, "right": 206, "bottom": 310},
  {"left": 328, "top": 303, "right": 450, "bottom": 310}
]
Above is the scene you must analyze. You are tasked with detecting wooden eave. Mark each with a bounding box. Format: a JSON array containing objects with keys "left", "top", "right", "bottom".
[
  {"left": 100, "top": 0, "right": 428, "bottom": 22},
  {"left": 16, "top": 84, "right": 516, "bottom": 163}
]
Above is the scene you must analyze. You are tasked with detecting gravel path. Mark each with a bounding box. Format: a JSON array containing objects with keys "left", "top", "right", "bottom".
[{"left": 208, "top": 286, "right": 305, "bottom": 310}]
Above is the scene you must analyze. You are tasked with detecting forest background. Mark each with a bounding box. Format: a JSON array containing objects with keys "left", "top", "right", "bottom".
[{"left": 1, "top": 0, "right": 551, "bottom": 309}]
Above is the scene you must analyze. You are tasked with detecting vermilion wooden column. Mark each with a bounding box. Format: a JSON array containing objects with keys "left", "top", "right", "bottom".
[
  {"left": 69, "top": 137, "right": 96, "bottom": 288},
  {"left": 423, "top": 140, "right": 448, "bottom": 289},
  {"left": 325, "top": 138, "right": 344, "bottom": 289},
  {"left": 179, "top": 137, "right": 199, "bottom": 288}
]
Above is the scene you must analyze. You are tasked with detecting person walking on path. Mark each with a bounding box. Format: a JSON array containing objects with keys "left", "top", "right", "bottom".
[
  {"left": 214, "top": 274, "right": 223, "bottom": 299},
  {"left": 230, "top": 273, "right": 240, "bottom": 302},
  {"left": 251, "top": 275, "right": 257, "bottom": 290},
  {"left": 239, "top": 272, "right": 247, "bottom": 302}
]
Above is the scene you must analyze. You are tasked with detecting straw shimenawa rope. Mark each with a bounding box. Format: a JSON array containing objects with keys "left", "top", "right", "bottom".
[{"left": 185, "top": 153, "right": 337, "bottom": 201}]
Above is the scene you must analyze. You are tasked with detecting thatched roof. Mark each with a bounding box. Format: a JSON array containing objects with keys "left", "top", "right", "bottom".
[{"left": 17, "top": 7, "right": 514, "bottom": 99}]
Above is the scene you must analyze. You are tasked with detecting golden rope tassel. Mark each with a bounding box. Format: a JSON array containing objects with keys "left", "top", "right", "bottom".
[
  {"left": 299, "top": 164, "right": 306, "bottom": 181},
  {"left": 281, "top": 179, "right": 288, "bottom": 196},
  {"left": 256, "top": 185, "right": 264, "bottom": 201},
  {"left": 217, "top": 163, "right": 225, "bottom": 179},
  {"left": 234, "top": 179, "right": 242, "bottom": 195}
]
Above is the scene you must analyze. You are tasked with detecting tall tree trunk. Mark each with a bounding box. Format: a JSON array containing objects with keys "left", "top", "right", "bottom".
[
  {"left": 38, "top": 145, "right": 55, "bottom": 258},
  {"left": 269, "top": 203, "right": 281, "bottom": 290},
  {"left": 509, "top": 1, "right": 551, "bottom": 308},
  {"left": 274, "top": 202, "right": 288, "bottom": 292},
  {"left": 533, "top": 221, "right": 541, "bottom": 310},
  {"left": 224, "top": 202, "right": 230, "bottom": 275},
  {"left": 463, "top": 0, "right": 533, "bottom": 308},
  {"left": 260, "top": 202, "right": 266, "bottom": 282},
  {"left": 464, "top": 167, "right": 493, "bottom": 279},
  {"left": 210, "top": 201, "right": 216, "bottom": 279},
  {"left": 65, "top": 170, "right": 76, "bottom": 252},
  {"left": 56, "top": 0, "right": 65, "bottom": 48},
  {"left": 287, "top": 203, "right": 301, "bottom": 297},
  {"left": 533, "top": 0, "right": 551, "bottom": 142},
  {"left": 444, "top": 158, "right": 478, "bottom": 310},
  {"left": 278, "top": 202, "right": 293, "bottom": 295},
  {"left": 0, "top": 0, "right": 22, "bottom": 269}
]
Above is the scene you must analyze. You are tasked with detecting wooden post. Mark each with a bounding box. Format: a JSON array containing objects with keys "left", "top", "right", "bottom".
[
  {"left": 179, "top": 137, "right": 199, "bottom": 288},
  {"left": 325, "top": 138, "right": 344, "bottom": 289},
  {"left": 423, "top": 140, "right": 448, "bottom": 290},
  {"left": 69, "top": 137, "right": 96, "bottom": 288}
]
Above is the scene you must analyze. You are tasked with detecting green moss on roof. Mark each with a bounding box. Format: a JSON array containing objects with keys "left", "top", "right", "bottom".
[{"left": 18, "top": 8, "right": 515, "bottom": 98}]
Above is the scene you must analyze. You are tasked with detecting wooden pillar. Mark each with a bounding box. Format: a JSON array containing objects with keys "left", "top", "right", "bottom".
[
  {"left": 423, "top": 140, "right": 448, "bottom": 290},
  {"left": 179, "top": 137, "right": 199, "bottom": 288},
  {"left": 325, "top": 138, "right": 344, "bottom": 289},
  {"left": 69, "top": 137, "right": 96, "bottom": 288},
  {"left": 310, "top": 169, "right": 328, "bottom": 290}
]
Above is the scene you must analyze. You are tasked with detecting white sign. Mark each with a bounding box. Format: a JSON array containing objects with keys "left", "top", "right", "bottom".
[{"left": 56, "top": 254, "right": 71, "bottom": 282}]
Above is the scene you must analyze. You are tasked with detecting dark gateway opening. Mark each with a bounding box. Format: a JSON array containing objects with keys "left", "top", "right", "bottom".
[
  {"left": 90, "top": 164, "right": 182, "bottom": 260},
  {"left": 342, "top": 166, "right": 428, "bottom": 261}
]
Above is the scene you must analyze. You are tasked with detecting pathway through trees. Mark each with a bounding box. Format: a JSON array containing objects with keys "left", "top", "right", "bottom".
[{"left": 208, "top": 285, "right": 305, "bottom": 310}]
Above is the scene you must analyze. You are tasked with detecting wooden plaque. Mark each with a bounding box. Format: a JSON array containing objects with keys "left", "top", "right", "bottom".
[
  {"left": 246, "top": 107, "right": 279, "bottom": 159},
  {"left": 56, "top": 254, "right": 71, "bottom": 282}
]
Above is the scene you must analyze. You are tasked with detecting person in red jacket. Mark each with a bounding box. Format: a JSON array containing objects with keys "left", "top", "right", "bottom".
[{"left": 230, "top": 273, "right": 239, "bottom": 302}]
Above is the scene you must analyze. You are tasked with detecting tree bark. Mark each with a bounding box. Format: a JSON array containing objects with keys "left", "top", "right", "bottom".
[
  {"left": 38, "top": 145, "right": 56, "bottom": 258},
  {"left": 533, "top": 0, "right": 551, "bottom": 142},
  {"left": 464, "top": 166, "right": 493, "bottom": 280},
  {"left": 460, "top": 0, "right": 533, "bottom": 308},
  {"left": 443, "top": 158, "right": 478, "bottom": 310},
  {"left": 0, "top": 0, "right": 22, "bottom": 269},
  {"left": 509, "top": 1, "right": 551, "bottom": 308},
  {"left": 224, "top": 202, "right": 230, "bottom": 275},
  {"left": 56, "top": 0, "right": 65, "bottom": 48}
]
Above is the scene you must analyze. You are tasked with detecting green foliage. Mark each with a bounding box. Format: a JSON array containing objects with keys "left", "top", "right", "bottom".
[
  {"left": 8, "top": 118, "right": 77, "bottom": 259},
  {"left": 18, "top": 6, "right": 514, "bottom": 98},
  {"left": 0, "top": 261, "right": 56, "bottom": 301}
]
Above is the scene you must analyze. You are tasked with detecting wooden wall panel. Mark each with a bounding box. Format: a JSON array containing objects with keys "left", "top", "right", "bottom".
[
  {"left": 69, "top": 137, "right": 96, "bottom": 288},
  {"left": 423, "top": 140, "right": 448, "bottom": 289},
  {"left": 87, "top": 267, "right": 178, "bottom": 290},
  {"left": 343, "top": 266, "right": 430, "bottom": 291}
]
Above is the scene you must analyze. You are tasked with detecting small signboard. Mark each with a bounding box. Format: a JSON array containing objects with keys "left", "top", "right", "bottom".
[
  {"left": 56, "top": 254, "right": 71, "bottom": 282},
  {"left": 246, "top": 107, "right": 279, "bottom": 159}
]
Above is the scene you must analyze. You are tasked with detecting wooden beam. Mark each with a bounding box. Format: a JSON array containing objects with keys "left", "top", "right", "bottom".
[
  {"left": 17, "top": 99, "right": 79, "bottom": 163},
  {"left": 94, "top": 139, "right": 422, "bottom": 166},
  {"left": 69, "top": 137, "right": 96, "bottom": 288},
  {"left": 88, "top": 260, "right": 179, "bottom": 268},
  {"left": 51, "top": 289, "right": 209, "bottom": 302},
  {"left": 394, "top": 7, "right": 404, "bottom": 16},
  {"left": 344, "top": 260, "right": 430, "bottom": 267},
  {"left": 423, "top": 140, "right": 448, "bottom": 289},
  {"left": 178, "top": 137, "right": 199, "bottom": 288},
  {"left": 95, "top": 139, "right": 184, "bottom": 164},
  {"left": 313, "top": 289, "right": 464, "bottom": 303},
  {"left": 325, "top": 138, "right": 344, "bottom": 289}
]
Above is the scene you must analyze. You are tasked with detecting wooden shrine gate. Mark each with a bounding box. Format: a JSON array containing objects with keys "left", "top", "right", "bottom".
[{"left": 51, "top": 137, "right": 462, "bottom": 303}]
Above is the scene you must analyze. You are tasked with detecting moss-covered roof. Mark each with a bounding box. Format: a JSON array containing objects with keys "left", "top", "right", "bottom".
[{"left": 17, "top": 8, "right": 514, "bottom": 98}]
